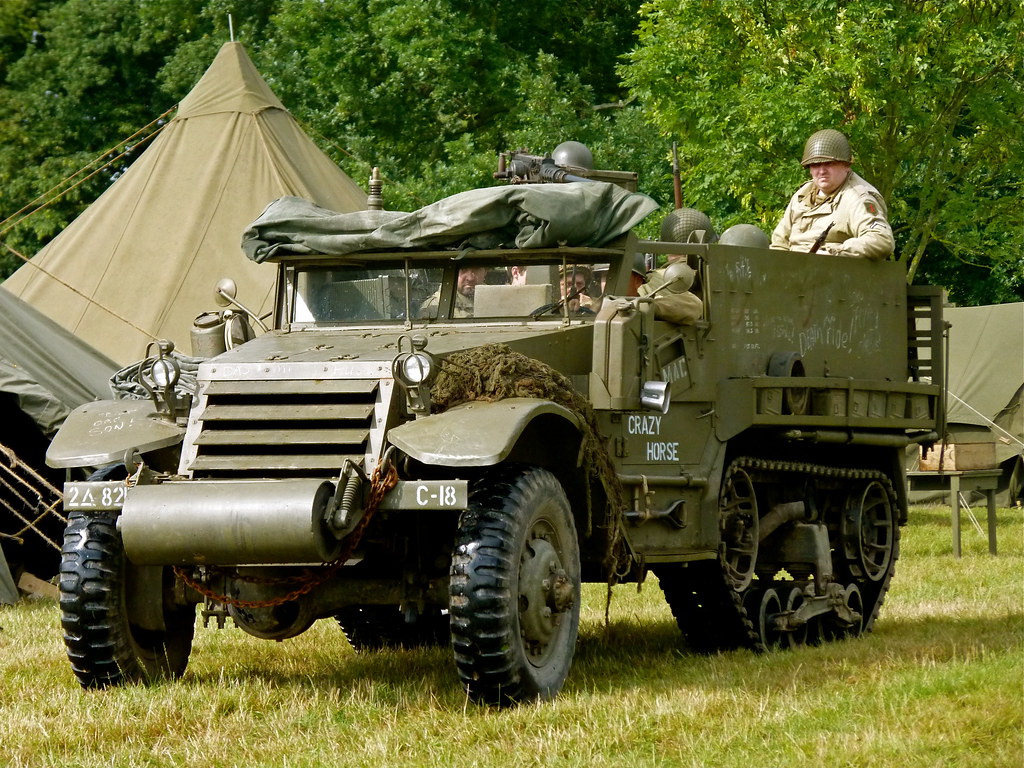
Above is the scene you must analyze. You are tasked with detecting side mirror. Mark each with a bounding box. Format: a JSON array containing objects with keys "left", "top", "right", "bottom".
[
  {"left": 648, "top": 261, "right": 696, "bottom": 297},
  {"left": 211, "top": 277, "right": 268, "bottom": 333},
  {"left": 215, "top": 278, "right": 238, "bottom": 307}
]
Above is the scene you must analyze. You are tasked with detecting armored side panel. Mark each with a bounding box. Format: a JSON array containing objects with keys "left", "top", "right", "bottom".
[{"left": 705, "top": 246, "right": 907, "bottom": 380}]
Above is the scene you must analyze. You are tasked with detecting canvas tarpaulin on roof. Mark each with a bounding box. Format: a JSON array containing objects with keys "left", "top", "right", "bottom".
[
  {"left": 242, "top": 183, "right": 660, "bottom": 262},
  {"left": 3, "top": 42, "right": 367, "bottom": 366}
]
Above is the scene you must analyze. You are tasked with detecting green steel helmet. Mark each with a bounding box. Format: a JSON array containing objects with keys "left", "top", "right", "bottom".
[
  {"left": 660, "top": 207, "right": 717, "bottom": 244},
  {"left": 719, "top": 223, "right": 770, "bottom": 248},
  {"left": 551, "top": 141, "right": 593, "bottom": 170},
  {"left": 801, "top": 129, "right": 852, "bottom": 167},
  {"left": 633, "top": 252, "right": 653, "bottom": 276}
]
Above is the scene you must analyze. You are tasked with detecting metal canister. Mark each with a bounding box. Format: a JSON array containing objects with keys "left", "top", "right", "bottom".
[{"left": 190, "top": 311, "right": 227, "bottom": 357}]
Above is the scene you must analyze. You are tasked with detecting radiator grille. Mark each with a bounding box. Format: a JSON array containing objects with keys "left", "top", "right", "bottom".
[{"left": 183, "top": 379, "right": 382, "bottom": 479}]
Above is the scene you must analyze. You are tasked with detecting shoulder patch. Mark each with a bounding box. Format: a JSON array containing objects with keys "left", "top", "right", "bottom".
[{"left": 864, "top": 199, "right": 878, "bottom": 215}]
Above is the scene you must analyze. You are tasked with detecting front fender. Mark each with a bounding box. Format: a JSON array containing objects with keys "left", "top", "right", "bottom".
[
  {"left": 46, "top": 399, "right": 185, "bottom": 469},
  {"left": 387, "top": 397, "right": 581, "bottom": 467}
]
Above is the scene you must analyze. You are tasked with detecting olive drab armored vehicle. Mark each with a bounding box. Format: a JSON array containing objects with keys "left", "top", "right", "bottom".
[{"left": 48, "top": 145, "right": 944, "bottom": 705}]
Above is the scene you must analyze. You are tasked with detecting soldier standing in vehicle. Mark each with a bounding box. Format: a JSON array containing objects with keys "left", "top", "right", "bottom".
[{"left": 771, "top": 129, "right": 894, "bottom": 260}]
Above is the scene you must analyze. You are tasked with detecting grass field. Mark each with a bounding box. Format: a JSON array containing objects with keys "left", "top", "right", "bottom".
[{"left": 0, "top": 504, "right": 1021, "bottom": 768}]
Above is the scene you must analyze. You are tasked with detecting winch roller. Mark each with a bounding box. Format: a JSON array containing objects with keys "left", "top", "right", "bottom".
[{"left": 119, "top": 479, "right": 340, "bottom": 565}]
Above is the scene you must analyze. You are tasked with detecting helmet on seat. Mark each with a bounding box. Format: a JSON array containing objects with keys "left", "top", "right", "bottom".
[
  {"left": 660, "top": 208, "right": 717, "bottom": 244},
  {"left": 551, "top": 141, "right": 593, "bottom": 170},
  {"left": 719, "top": 223, "right": 770, "bottom": 248}
]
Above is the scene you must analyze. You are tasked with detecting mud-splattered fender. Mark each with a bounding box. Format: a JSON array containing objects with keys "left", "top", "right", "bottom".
[
  {"left": 387, "top": 397, "right": 581, "bottom": 467},
  {"left": 46, "top": 399, "right": 184, "bottom": 469}
]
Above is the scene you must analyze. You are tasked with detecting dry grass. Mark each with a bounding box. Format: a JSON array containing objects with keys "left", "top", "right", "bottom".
[{"left": 0, "top": 504, "right": 1020, "bottom": 767}]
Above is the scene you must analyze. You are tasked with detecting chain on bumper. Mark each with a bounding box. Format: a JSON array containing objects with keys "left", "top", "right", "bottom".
[{"left": 173, "top": 457, "right": 399, "bottom": 609}]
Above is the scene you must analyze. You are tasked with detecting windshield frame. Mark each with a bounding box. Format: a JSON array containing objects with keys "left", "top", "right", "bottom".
[{"left": 272, "top": 244, "right": 632, "bottom": 331}]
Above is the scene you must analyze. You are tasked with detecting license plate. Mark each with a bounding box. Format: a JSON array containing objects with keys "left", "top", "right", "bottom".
[
  {"left": 63, "top": 481, "right": 128, "bottom": 511},
  {"left": 378, "top": 480, "right": 468, "bottom": 510}
]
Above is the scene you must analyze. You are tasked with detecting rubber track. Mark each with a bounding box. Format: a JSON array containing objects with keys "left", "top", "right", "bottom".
[{"left": 659, "top": 457, "right": 900, "bottom": 654}]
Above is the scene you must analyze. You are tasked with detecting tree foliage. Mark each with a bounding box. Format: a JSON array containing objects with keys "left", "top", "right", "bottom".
[
  {"left": 256, "top": 0, "right": 650, "bottom": 210},
  {"left": 0, "top": 0, "right": 278, "bottom": 274},
  {"left": 0, "top": 0, "right": 652, "bottom": 275},
  {"left": 0, "top": 0, "right": 1019, "bottom": 305},
  {"left": 622, "top": 0, "right": 1024, "bottom": 302}
]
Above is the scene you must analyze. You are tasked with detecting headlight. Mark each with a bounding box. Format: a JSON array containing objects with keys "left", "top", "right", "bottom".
[
  {"left": 150, "top": 357, "right": 180, "bottom": 389},
  {"left": 398, "top": 352, "right": 434, "bottom": 385},
  {"left": 138, "top": 339, "right": 184, "bottom": 422},
  {"left": 392, "top": 334, "right": 437, "bottom": 389}
]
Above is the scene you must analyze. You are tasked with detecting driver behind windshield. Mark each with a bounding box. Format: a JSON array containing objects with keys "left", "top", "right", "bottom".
[{"left": 417, "top": 266, "right": 487, "bottom": 318}]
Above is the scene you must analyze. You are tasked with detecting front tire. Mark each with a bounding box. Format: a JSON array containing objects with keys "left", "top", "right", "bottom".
[
  {"left": 450, "top": 466, "right": 581, "bottom": 705},
  {"left": 59, "top": 512, "right": 195, "bottom": 689}
]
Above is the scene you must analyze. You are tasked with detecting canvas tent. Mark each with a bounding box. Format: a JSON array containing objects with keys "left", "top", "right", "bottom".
[
  {"left": 3, "top": 41, "right": 367, "bottom": 365},
  {"left": 0, "top": 285, "right": 119, "bottom": 595},
  {"left": 942, "top": 301, "right": 1024, "bottom": 502},
  {"left": 0, "top": 286, "right": 117, "bottom": 428}
]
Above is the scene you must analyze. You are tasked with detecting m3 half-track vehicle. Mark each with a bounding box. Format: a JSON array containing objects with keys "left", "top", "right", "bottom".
[{"left": 48, "top": 146, "right": 944, "bottom": 705}]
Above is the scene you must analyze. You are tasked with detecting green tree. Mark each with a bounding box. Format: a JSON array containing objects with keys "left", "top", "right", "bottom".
[
  {"left": 257, "top": 0, "right": 650, "bottom": 212},
  {"left": 0, "top": 1, "right": 58, "bottom": 81},
  {"left": 0, "top": 0, "right": 279, "bottom": 275},
  {"left": 0, "top": 0, "right": 651, "bottom": 276},
  {"left": 622, "top": 0, "right": 1024, "bottom": 304}
]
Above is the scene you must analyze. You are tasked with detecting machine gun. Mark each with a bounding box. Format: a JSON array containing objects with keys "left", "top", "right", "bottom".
[
  {"left": 494, "top": 151, "right": 593, "bottom": 185},
  {"left": 494, "top": 145, "right": 639, "bottom": 191}
]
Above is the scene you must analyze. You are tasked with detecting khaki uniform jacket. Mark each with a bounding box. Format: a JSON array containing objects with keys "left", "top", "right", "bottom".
[
  {"left": 637, "top": 267, "right": 703, "bottom": 325},
  {"left": 770, "top": 171, "right": 894, "bottom": 260},
  {"left": 418, "top": 288, "right": 475, "bottom": 318}
]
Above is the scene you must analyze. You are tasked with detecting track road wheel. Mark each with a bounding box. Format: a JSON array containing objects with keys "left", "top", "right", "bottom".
[
  {"left": 719, "top": 465, "right": 758, "bottom": 592},
  {"left": 59, "top": 512, "right": 195, "bottom": 689},
  {"left": 450, "top": 466, "right": 581, "bottom": 706},
  {"left": 822, "top": 583, "right": 865, "bottom": 642},
  {"left": 842, "top": 480, "right": 896, "bottom": 582},
  {"left": 784, "top": 586, "right": 809, "bottom": 649},
  {"left": 756, "top": 588, "right": 785, "bottom": 651}
]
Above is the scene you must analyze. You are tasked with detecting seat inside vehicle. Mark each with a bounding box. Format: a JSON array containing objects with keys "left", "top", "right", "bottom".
[{"left": 474, "top": 284, "right": 552, "bottom": 317}]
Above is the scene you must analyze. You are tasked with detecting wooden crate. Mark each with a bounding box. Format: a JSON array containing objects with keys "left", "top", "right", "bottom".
[{"left": 919, "top": 441, "right": 998, "bottom": 471}]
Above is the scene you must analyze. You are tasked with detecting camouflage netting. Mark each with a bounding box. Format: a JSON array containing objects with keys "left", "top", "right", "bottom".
[{"left": 431, "top": 343, "right": 630, "bottom": 581}]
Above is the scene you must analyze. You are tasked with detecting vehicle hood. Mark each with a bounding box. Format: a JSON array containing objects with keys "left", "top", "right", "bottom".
[{"left": 202, "top": 323, "right": 594, "bottom": 376}]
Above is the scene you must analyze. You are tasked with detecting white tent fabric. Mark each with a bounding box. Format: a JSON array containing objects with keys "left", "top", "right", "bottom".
[{"left": 3, "top": 42, "right": 367, "bottom": 365}]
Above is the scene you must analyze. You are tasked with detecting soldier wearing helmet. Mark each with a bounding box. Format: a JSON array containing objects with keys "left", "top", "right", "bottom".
[
  {"left": 633, "top": 209, "right": 709, "bottom": 325},
  {"left": 771, "top": 129, "right": 894, "bottom": 260}
]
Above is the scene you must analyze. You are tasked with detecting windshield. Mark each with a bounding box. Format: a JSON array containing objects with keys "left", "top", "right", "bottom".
[{"left": 282, "top": 254, "right": 622, "bottom": 326}]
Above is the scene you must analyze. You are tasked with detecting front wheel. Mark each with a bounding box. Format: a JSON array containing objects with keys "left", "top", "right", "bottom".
[
  {"left": 450, "top": 466, "right": 581, "bottom": 706},
  {"left": 59, "top": 512, "right": 195, "bottom": 689}
]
